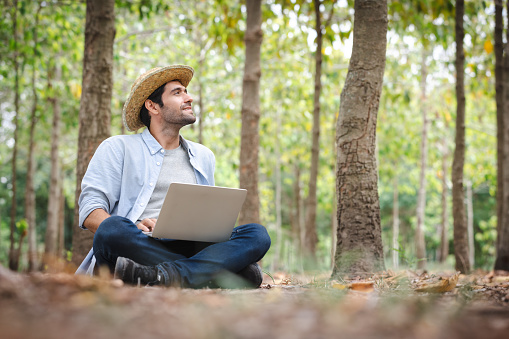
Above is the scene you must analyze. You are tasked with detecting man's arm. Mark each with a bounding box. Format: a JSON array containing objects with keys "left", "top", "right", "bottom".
[
  {"left": 84, "top": 208, "right": 157, "bottom": 234},
  {"left": 83, "top": 208, "right": 111, "bottom": 234},
  {"left": 78, "top": 138, "right": 122, "bottom": 229}
]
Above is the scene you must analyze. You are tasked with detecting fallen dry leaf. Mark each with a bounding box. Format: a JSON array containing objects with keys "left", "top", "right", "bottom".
[
  {"left": 331, "top": 281, "right": 374, "bottom": 293},
  {"left": 332, "top": 283, "right": 348, "bottom": 290},
  {"left": 415, "top": 272, "right": 459, "bottom": 293},
  {"left": 350, "top": 282, "right": 375, "bottom": 292}
]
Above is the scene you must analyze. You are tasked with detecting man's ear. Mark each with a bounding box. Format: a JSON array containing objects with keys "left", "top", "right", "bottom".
[{"left": 145, "top": 99, "right": 159, "bottom": 115}]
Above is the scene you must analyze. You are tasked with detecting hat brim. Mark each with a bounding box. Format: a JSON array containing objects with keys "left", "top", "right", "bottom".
[{"left": 122, "top": 65, "right": 194, "bottom": 131}]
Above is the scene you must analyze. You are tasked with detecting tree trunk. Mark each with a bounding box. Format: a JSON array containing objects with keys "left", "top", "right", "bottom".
[
  {"left": 494, "top": 0, "right": 509, "bottom": 271},
  {"left": 238, "top": 0, "right": 262, "bottom": 225},
  {"left": 466, "top": 181, "right": 474, "bottom": 268},
  {"left": 332, "top": 0, "right": 387, "bottom": 278},
  {"left": 292, "top": 165, "right": 302, "bottom": 253},
  {"left": 392, "top": 176, "right": 399, "bottom": 269},
  {"left": 452, "top": 0, "right": 470, "bottom": 273},
  {"left": 198, "top": 77, "right": 204, "bottom": 145},
  {"left": 26, "top": 4, "right": 42, "bottom": 272},
  {"left": 416, "top": 49, "right": 428, "bottom": 270},
  {"left": 197, "top": 49, "right": 206, "bottom": 145},
  {"left": 8, "top": 0, "right": 20, "bottom": 271},
  {"left": 495, "top": 0, "right": 504, "bottom": 255},
  {"left": 303, "top": 0, "right": 323, "bottom": 262},
  {"left": 71, "top": 0, "right": 115, "bottom": 266},
  {"left": 331, "top": 198, "right": 338, "bottom": 268},
  {"left": 45, "top": 65, "right": 62, "bottom": 259},
  {"left": 438, "top": 137, "right": 449, "bottom": 262},
  {"left": 273, "top": 108, "right": 282, "bottom": 269},
  {"left": 58, "top": 186, "right": 65, "bottom": 258}
]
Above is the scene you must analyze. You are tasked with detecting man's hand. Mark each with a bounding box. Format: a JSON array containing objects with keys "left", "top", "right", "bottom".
[{"left": 137, "top": 218, "right": 157, "bottom": 232}]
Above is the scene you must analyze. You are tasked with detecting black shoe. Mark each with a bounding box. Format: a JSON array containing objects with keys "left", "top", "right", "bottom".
[
  {"left": 236, "top": 263, "right": 263, "bottom": 288},
  {"left": 114, "top": 257, "right": 162, "bottom": 286}
]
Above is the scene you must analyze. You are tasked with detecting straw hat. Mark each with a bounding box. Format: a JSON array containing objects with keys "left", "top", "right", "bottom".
[{"left": 122, "top": 65, "right": 194, "bottom": 131}]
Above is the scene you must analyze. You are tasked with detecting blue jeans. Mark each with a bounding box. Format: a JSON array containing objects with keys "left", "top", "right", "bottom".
[{"left": 93, "top": 216, "right": 271, "bottom": 288}]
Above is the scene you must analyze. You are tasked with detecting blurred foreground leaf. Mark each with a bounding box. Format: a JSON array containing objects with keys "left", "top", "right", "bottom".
[
  {"left": 332, "top": 281, "right": 375, "bottom": 293},
  {"left": 414, "top": 272, "right": 460, "bottom": 293}
]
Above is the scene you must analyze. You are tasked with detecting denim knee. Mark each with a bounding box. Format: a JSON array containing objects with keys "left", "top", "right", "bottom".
[
  {"left": 254, "top": 223, "right": 271, "bottom": 251},
  {"left": 243, "top": 223, "right": 271, "bottom": 258}
]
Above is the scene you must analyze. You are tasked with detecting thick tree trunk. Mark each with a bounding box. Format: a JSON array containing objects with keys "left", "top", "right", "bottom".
[
  {"left": 452, "top": 0, "right": 470, "bottom": 273},
  {"left": 494, "top": 0, "right": 509, "bottom": 271},
  {"left": 8, "top": 0, "right": 20, "bottom": 271},
  {"left": 26, "top": 5, "right": 42, "bottom": 272},
  {"left": 438, "top": 137, "right": 449, "bottom": 262},
  {"left": 238, "top": 0, "right": 262, "bottom": 225},
  {"left": 303, "top": 0, "right": 323, "bottom": 261},
  {"left": 45, "top": 65, "right": 62, "bottom": 259},
  {"left": 392, "top": 176, "right": 399, "bottom": 269},
  {"left": 71, "top": 0, "right": 115, "bottom": 266},
  {"left": 332, "top": 0, "right": 387, "bottom": 277},
  {"left": 416, "top": 50, "right": 428, "bottom": 270}
]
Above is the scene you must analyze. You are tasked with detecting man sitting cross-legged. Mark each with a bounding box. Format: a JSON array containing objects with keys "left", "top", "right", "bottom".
[{"left": 75, "top": 65, "right": 271, "bottom": 288}]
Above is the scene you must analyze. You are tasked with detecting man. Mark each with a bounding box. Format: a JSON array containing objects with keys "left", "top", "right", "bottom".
[{"left": 76, "top": 65, "right": 271, "bottom": 288}]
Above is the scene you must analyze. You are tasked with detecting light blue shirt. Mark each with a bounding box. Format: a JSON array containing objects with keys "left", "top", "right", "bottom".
[{"left": 76, "top": 128, "right": 215, "bottom": 275}]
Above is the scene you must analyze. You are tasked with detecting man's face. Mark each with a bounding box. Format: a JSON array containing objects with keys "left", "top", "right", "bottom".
[{"left": 157, "top": 80, "right": 196, "bottom": 126}]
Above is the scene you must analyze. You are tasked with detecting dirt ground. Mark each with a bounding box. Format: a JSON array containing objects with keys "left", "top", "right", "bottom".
[{"left": 1, "top": 266, "right": 508, "bottom": 339}]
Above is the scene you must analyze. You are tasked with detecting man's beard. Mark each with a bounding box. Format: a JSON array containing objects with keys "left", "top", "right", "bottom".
[{"left": 161, "top": 105, "right": 196, "bottom": 126}]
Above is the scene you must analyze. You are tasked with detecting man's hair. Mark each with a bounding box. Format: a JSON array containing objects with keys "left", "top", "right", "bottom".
[
  {"left": 139, "top": 83, "right": 166, "bottom": 129},
  {"left": 139, "top": 79, "right": 184, "bottom": 129}
]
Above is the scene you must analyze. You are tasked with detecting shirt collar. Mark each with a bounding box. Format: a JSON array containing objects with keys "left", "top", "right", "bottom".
[
  {"left": 141, "top": 128, "right": 195, "bottom": 157},
  {"left": 179, "top": 135, "right": 195, "bottom": 157},
  {"left": 141, "top": 128, "right": 164, "bottom": 155}
]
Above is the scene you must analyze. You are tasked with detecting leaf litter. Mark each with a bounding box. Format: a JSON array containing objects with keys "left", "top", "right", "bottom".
[{"left": 1, "top": 265, "right": 508, "bottom": 339}]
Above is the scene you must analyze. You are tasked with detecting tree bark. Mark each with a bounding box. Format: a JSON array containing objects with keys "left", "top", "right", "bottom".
[
  {"left": 466, "top": 181, "right": 474, "bottom": 268},
  {"left": 494, "top": 0, "right": 509, "bottom": 271},
  {"left": 58, "top": 186, "right": 65, "bottom": 258},
  {"left": 197, "top": 51, "right": 206, "bottom": 145},
  {"left": 198, "top": 77, "right": 204, "bottom": 144},
  {"left": 452, "top": 0, "right": 470, "bottom": 273},
  {"left": 45, "top": 65, "right": 62, "bottom": 259},
  {"left": 302, "top": 0, "right": 323, "bottom": 262},
  {"left": 392, "top": 176, "right": 399, "bottom": 269},
  {"left": 438, "top": 136, "right": 449, "bottom": 262},
  {"left": 71, "top": 0, "right": 115, "bottom": 266},
  {"left": 26, "top": 4, "right": 42, "bottom": 272},
  {"left": 8, "top": 0, "right": 20, "bottom": 271},
  {"left": 332, "top": 0, "right": 387, "bottom": 277},
  {"left": 292, "top": 165, "right": 302, "bottom": 253},
  {"left": 495, "top": 0, "right": 504, "bottom": 255},
  {"left": 238, "top": 0, "right": 262, "bottom": 225},
  {"left": 273, "top": 108, "right": 282, "bottom": 269},
  {"left": 415, "top": 49, "right": 428, "bottom": 270}
]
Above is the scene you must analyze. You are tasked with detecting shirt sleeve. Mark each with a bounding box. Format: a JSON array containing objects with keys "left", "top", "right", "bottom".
[{"left": 78, "top": 138, "right": 124, "bottom": 229}]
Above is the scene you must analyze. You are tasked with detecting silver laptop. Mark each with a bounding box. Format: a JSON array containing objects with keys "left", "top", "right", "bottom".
[{"left": 147, "top": 183, "right": 247, "bottom": 242}]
